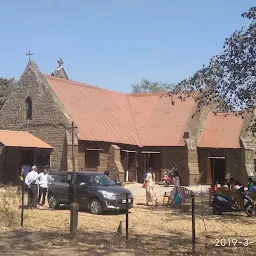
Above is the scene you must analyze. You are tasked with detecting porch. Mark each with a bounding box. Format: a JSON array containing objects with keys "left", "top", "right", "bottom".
[{"left": 0, "top": 130, "right": 52, "bottom": 184}]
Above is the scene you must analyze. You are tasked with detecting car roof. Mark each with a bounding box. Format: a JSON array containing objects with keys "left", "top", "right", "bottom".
[{"left": 48, "top": 171, "right": 104, "bottom": 175}]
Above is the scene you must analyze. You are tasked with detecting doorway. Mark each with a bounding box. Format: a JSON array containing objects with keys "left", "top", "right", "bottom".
[
  {"left": 121, "top": 151, "right": 137, "bottom": 182},
  {"left": 207, "top": 157, "right": 226, "bottom": 184},
  {"left": 21, "top": 150, "right": 34, "bottom": 166},
  {"left": 145, "top": 153, "right": 161, "bottom": 182}
]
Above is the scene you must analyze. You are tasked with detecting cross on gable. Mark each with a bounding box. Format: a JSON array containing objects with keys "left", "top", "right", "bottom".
[{"left": 26, "top": 50, "right": 33, "bottom": 62}]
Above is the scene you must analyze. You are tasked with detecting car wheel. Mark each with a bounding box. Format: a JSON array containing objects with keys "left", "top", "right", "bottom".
[
  {"left": 90, "top": 199, "right": 102, "bottom": 215},
  {"left": 48, "top": 194, "right": 60, "bottom": 209},
  {"left": 245, "top": 204, "right": 255, "bottom": 217},
  {"left": 212, "top": 207, "right": 222, "bottom": 215}
]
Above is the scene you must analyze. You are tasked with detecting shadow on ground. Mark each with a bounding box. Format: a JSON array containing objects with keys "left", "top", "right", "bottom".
[{"left": 1, "top": 227, "right": 255, "bottom": 256}]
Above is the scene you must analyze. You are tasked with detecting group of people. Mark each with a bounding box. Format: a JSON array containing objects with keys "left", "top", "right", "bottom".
[
  {"left": 209, "top": 177, "right": 256, "bottom": 204},
  {"left": 143, "top": 166, "right": 183, "bottom": 208},
  {"left": 19, "top": 165, "right": 50, "bottom": 209}
]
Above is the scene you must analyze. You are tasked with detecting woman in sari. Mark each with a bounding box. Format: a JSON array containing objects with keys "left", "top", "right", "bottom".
[
  {"left": 171, "top": 171, "right": 183, "bottom": 208},
  {"left": 145, "top": 167, "right": 157, "bottom": 206}
]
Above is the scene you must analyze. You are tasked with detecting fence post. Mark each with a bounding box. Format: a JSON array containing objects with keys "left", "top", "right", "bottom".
[
  {"left": 21, "top": 182, "right": 24, "bottom": 227},
  {"left": 70, "top": 122, "right": 79, "bottom": 238},
  {"left": 126, "top": 193, "right": 129, "bottom": 242},
  {"left": 191, "top": 192, "right": 196, "bottom": 255}
]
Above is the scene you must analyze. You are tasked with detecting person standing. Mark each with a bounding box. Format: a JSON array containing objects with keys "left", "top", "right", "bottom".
[
  {"left": 171, "top": 170, "right": 183, "bottom": 208},
  {"left": 25, "top": 165, "right": 39, "bottom": 209},
  {"left": 37, "top": 168, "right": 49, "bottom": 206},
  {"left": 145, "top": 167, "right": 157, "bottom": 206},
  {"left": 17, "top": 165, "right": 29, "bottom": 194}
]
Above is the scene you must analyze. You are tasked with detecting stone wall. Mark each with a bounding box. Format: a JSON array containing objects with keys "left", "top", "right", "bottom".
[
  {"left": 0, "top": 62, "right": 71, "bottom": 171},
  {"left": 240, "top": 138, "right": 255, "bottom": 179},
  {"left": 75, "top": 141, "right": 124, "bottom": 182},
  {"left": 198, "top": 148, "right": 245, "bottom": 185},
  {"left": 136, "top": 146, "right": 188, "bottom": 185},
  {"left": 160, "top": 147, "right": 189, "bottom": 185},
  {"left": 183, "top": 101, "right": 218, "bottom": 185},
  {"left": 107, "top": 145, "right": 124, "bottom": 182},
  {"left": 240, "top": 113, "right": 256, "bottom": 177}
]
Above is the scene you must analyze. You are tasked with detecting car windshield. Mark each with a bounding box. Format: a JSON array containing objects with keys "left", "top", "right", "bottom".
[{"left": 85, "top": 174, "right": 115, "bottom": 187}]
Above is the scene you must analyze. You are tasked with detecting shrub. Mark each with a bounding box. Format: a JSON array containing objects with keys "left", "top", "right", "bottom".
[{"left": 0, "top": 186, "right": 21, "bottom": 228}]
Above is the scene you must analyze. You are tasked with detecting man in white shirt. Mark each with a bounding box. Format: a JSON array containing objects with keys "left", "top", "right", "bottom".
[
  {"left": 25, "top": 165, "right": 39, "bottom": 209},
  {"left": 38, "top": 168, "right": 49, "bottom": 206}
]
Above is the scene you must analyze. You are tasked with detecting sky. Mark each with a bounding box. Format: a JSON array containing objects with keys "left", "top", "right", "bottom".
[{"left": 0, "top": 0, "right": 254, "bottom": 93}]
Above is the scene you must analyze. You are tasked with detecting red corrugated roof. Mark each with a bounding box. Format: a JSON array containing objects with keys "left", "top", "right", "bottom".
[
  {"left": 128, "top": 93, "right": 196, "bottom": 146},
  {"left": 0, "top": 130, "right": 53, "bottom": 149},
  {"left": 197, "top": 113, "right": 245, "bottom": 149},
  {"left": 44, "top": 75, "right": 197, "bottom": 146},
  {"left": 44, "top": 75, "right": 140, "bottom": 145}
]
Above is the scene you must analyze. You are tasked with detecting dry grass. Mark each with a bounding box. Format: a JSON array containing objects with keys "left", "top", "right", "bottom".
[
  {"left": 0, "top": 186, "right": 21, "bottom": 228},
  {"left": 0, "top": 190, "right": 256, "bottom": 255}
]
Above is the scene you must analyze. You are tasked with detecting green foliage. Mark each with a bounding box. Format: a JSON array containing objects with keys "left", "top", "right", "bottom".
[
  {"left": 177, "top": 7, "right": 256, "bottom": 113},
  {"left": 131, "top": 79, "right": 176, "bottom": 93},
  {"left": 0, "top": 77, "right": 16, "bottom": 109}
]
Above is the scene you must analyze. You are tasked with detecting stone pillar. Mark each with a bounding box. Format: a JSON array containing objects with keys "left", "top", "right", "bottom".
[
  {"left": 107, "top": 144, "right": 125, "bottom": 182},
  {"left": 99, "top": 151, "right": 108, "bottom": 171},
  {"left": 241, "top": 138, "right": 255, "bottom": 181},
  {"left": 185, "top": 139, "right": 199, "bottom": 185}
]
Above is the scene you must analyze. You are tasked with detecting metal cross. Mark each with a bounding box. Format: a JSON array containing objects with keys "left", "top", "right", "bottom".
[{"left": 26, "top": 50, "right": 33, "bottom": 62}]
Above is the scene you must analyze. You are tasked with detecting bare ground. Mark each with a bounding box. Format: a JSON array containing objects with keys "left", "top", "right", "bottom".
[{"left": 1, "top": 190, "right": 256, "bottom": 256}]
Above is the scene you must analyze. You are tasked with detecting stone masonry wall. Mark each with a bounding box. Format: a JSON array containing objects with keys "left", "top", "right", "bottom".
[
  {"left": 184, "top": 101, "right": 218, "bottom": 185},
  {"left": 198, "top": 148, "right": 245, "bottom": 185},
  {"left": 240, "top": 113, "right": 256, "bottom": 177},
  {"left": 107, "top": 145, "right": 124, "bottom": 182},
  {"left": 160, "top": 147, "right": 189, "bottom": 185},
  {"left": 0, "top": 62, "right": 71, "bottom": 171}
]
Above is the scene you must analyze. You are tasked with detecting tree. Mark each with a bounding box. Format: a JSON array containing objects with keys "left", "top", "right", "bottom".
[
  {"left": 0, "top": 78, "right": 16, "bottom": 109},
  {"left": 176, "top": 6, "right": 256, "bottom": 133},
  {"left": 131, "top": 79, "right": 176, "bottom": 93}
]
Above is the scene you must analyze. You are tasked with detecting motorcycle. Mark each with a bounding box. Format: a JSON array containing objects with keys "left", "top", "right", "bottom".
[
  {"left": 211, "top": 187, "right": 255, "bottom": 217},
  {"left": 161, "top": 172, "right": 173, "bottom": 187}
]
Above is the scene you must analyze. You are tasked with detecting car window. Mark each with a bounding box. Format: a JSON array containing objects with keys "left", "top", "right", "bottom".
[
  {"left": 85, "top": 174, "right": 115, "bottom": 187},
  {"left": 76, "top": 174, "right": 88, "bottom": 185},
  {"left": 67, "top": 173, "right": 72, "bottom": 181},
  {"left": 55, "top": 174, "right": 68, "bottom": 183},
  {"left": 48, "top": 173, "right": 56, "bottom": 181}
]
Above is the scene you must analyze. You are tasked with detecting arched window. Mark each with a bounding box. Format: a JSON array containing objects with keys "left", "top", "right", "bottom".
[{"left": 26, "top": 97, "right": 32, "bottom": 120}]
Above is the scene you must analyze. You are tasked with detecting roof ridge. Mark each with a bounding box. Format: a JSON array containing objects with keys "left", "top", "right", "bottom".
[
  {"left": 211, "top": 111, "right": 246, "bottom": 116},
  {"left": 43, "top": 74, "right": 127, "bottom": 96},
  {"left": 0, "top": 129, "right": 29, "bottom": 134},
  {"left": 130, "top": 90, "right": 200, "bottom": 97}
]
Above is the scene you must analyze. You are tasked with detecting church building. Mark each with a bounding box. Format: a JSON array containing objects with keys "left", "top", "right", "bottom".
[{"left": 0, "top": 59, "right": 255, "bottom": 185}]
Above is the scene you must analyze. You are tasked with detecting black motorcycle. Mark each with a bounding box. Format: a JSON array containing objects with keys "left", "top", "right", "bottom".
[{"left": 211, "top": 188, "right": 255, "bottom": 217}]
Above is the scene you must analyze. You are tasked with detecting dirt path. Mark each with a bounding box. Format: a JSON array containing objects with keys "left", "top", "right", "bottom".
[{"left": 1, "top": 193, "right": 256, "bottom": 255}]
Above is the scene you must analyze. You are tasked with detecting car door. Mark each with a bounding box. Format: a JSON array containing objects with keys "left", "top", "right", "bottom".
[
  {"left": 56, "top": 173, "right": 70, "bottom": 203},
  {"left": 75, "top": 174, "right": 90, "bottom": 208},
  {"left": 49, "top": 173, "right": 69, "bottom": 203}
]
